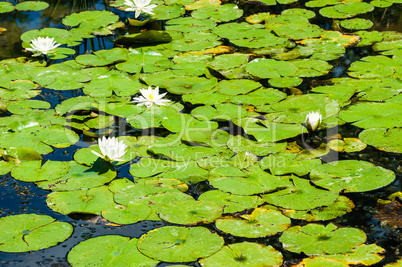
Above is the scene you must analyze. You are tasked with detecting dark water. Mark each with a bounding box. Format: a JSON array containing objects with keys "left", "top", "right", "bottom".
[{"left": 0, "top": 0, "right": 401, "bottom": 266}]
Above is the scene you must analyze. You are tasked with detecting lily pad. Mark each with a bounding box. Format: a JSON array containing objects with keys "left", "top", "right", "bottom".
[
  {"left": 157, "top": 200, "right": 223, "bottom": 225},
  {"left": 310, "top": 160, "right": 396, "bottom": 193},
  {"left": 191, "top": 4, "right": 243, "bottom": 22},
  {"left": 260, "top": 152, "right": 322, "bottom": 176},
  {"left": 199, "top": 242, "right": 283, "bottom": 267},
  {"left": 262, "top": 176, "right": 339, "bottom": 210},
  {"left": 0, "top": 2, "right": 15, "bottom": 13},
  {"left": 327, "top": 138, "right": 367, "bottom": 152},
  {"left": 15, "top": 1, "right": 49, "bottom": 11},
  {"left": 101, "top": 202, "right": 152, "bottom": 225},
  {"left": 68, "top": 236, "right": 159, "bottom": 267},
  {"left": 215, "top": 208, "right": 291, "bottom": 238},
  {"left": 280, "top": 223, "right": 367, "bottom": 255},
  {"left": 0, "top": 214, "right": 72, "bottom": 252},
  {"left": 246, "top": 58, "right": 299, "bottom": 79},
  {"left": 282, "top": 195, "right": 355, "bottom": 221},
  {"left": 75, "top": 48, "right": 128, "bottom": 67},
  {"left": 320, "top": 244, "right": 386, "bottom": 266},
  {"left": 340, "top": 18, "right": 373, "bottom": 30},
  {"left": 359, "top": 128, "right": 402, "bottom": 153},
  {"left": 46, "top": 186, "right": 116, "bottom": 215},
  {"left": 198, "top": 190, "right": 264, "bottom": 214},
  {"left": 137, "top": 226, "right": 224, "bottom": 262}
]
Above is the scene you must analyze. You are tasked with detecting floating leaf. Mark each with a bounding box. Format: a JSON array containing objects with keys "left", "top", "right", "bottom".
[
  {"left": 0, "top": 214, "right": 72, "bottom": 253},
  {"left": 137, "top": 226, "right": 224, "bottom": 262},
  {"left": 0, "top": 2, "right": 15, "bottom": 13},
  {"left": 101, "top": 202, "right": 152, "bottom": 225},
  {"left": 327, "top": 138, "right": 367, "bottom": 152},
  {"left": 280, "top": 223, "right": 367, "bottom": 255},
  {"left": 310, "top": 160, "right": 395, "bottom": 193},
  {"left": 282, "top": 195, "right": 355, "bottom": 221},
  {"left": 260, "top": 152, "right": 322, "bottom": 176},
  {"left": 198, "top": 190, "right": 264, "bottom": 214},
  {"left": 320, "top": 244, "right": 386, "bottom": 266},
  {"left": 246, "top": 58, "right": 299, "bottom": 79},
  {"left": 340, "top": 18, "right": 373, "bottom": 30},
  {"left": 359, "top": 128, "right": 402, "bottom": 153},
  {"left": 216, "top": 208, "right": 291, "bottom": 238},
  {"left": 199, "top": 242, "right": 283, "bottom": 267},
  {"left": 68, "top": 236, "right": 159, "bottom": 266},
  {"left": 157, "top": 200, "right": 223, "bottom": 225},
  {"left": 191, "top": 4, "right": 243, "bottom": 22},
  {"left": 75, "top": 48, "right": 128, "bottom": 67},
  {"left": 15, "top": 1, "right": 49, "bottom": 11},
  {"left": 262, "top": 176, "right": 339, "bottom": 210},
  {"left": 2, "top": 147, "right": 42, "bottom": 162},
  {"left": 46, "top": 186, "right": 116, "bottom": 215}
]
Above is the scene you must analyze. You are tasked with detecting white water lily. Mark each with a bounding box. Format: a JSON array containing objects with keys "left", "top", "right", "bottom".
[
  {"left": 132, "top": 86, "right": 170, "bottom": 107},
  {"left": 305, "top": 112, "right": 322, "bottom": 132},
  {"left": 124, "top": 0, "right": 157, "bottom": 18},
  {"left": 26, "top": 36, "right": 61, "bottom": 56},
  {"left": 91, "top": 136, "right": 128, "bottom": 162}
]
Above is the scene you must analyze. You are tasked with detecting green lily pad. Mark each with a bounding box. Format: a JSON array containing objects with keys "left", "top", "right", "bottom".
[
  {"left": 232, "top": 118, "right": 304, "bottom": 142},
  {"left": 199, "top": 242, "right": 283, "bottom": 267},
  {"left": 164, "top": 31, "right": 220, "bottom": 52},
  {"left": 0, "top": 214, "right": 72, "bottom": 253},
  {"left": 0, "top": 80, "right": 40, "bottom": 100},
  {"left": 165, "top": 17, "right": 217, "bottom": 33},
  {"left": 0, "top": 2, "right": 15, "bottom": 13},
  {"left": 68, "top": 236, "right": 159, "bottom": 267},
  {"left": 246, "top": 58, "right": 299, "bottom": 79},
  {"left": 310, "top": 160, "right": 396, "bottom": 192},
  {"left": 280, "top": 223, "right": 367, "bottom": 255},
  {"left": 320, "top": 244, "right": 385, "bottom": 265},
  {"left": 269, "top": 77, "right": 303, "bottom": 88},
  {"left": 62, "top": 10, "right": 119, "bottom": 35},
  {"left": 75, "top": 48, "right": 128, "bottom": 67},
  {"left": 21, "top": 27, "right": 83, "bottom": 46},
  {"left": 262, "top": 176, "right": 339, "bottom": 210},
  {"left": 101, "top": 202, "right": 152, "bottom": 225},
  {"left": 371, "top": 0, "right": 393, "bottom": 7},
  {"left": 348, "top": 55, "right": 401, "bottom": 79},
  {"left": 0, "top": 132, "right": 53, "bottom": 154},
  {"left": 137, "top": 226, "right": 224, "bottom": 262},
  {"left": 46, "top": 186, "right": 116, "bottom": 215},
  {"left": 260, "top": 152, "right": 322, "bottom": 176},
  {"left": 340, "top": 18, "right": 373, "bottom": 30},
  {"left": 2, "top": 147, "right": 42, "bottom": 162},
  {"left": 115, "top": 49, "right": 172, "bottom": 74},
  {"left": 0, "top": 160, "right": 14, "bottom": 175},
  {"left": 152, "top": 4, "right": 185, "bottom": 20},
  {"left": 83, "top": 70, "right": 142, "bottom": 97},
  {"left": 191, "top": 4, "right": 243, "bottom": 22},
  {"left": 209, "top": 166, "right": 293, "bottom": 195},
  {"left": 157, "top": 200, "right": 223, "bottom": 225},
  {"left": 359, "top": 128, "right": 402, "bottom": 153},
  {"left": 215, "top": 79, "right": 261, "bottom": 95},
  {"left": 215, "top": 208, "right": 291, "bottom": 238},
  {"left": 297, "top": 257, "right": 349, "bottom": 267},
  {"left": 163, "top": 76, "right": 217, "bottom": 95},
  {"left": 327, "top": 138, "right": 367, "bottom": 152},
  {"left": 198, "top": 190, "right": 264, "bottom": 214},
  {"left": 319, "top": 6, "right": 356, "bottom": 19},
  {"left": 15, "top": 1, "right": 49, "bottom": 11},
  {"left": 334, "top": 2, "right": 374, "bottom": 14},
  {"left": 227, "top": 135, "right": 287, "bottom": 156},
  {"left": 282, "top": 195, "right": 355, "bottom": 221},
  {"left": 11, "top": 160, "right": 70, "bottom": 182}
]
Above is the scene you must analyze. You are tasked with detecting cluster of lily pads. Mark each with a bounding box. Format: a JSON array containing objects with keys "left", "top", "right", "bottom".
[{"left": 0, "top": 0, "right": 401, "bottom": 266}]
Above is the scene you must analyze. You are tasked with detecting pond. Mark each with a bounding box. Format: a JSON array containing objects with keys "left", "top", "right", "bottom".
[{"left": 0, "top": 0, "right": 401, "bottom": 266}]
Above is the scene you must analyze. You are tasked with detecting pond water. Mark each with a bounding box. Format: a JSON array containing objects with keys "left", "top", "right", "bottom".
[{"left": 0, "top": 0, "right": 401, "bottom": 266}]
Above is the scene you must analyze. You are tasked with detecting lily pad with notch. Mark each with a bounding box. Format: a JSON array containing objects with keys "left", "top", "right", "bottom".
[
  {"left": 215, "top": 207, "right": 291, "bottom": 238},
  {"left": 137, "top": 226, "right": 224, "bottom": 262},
  {"left": 0, "top": 214, "right": 72, "bottom": 253},
  {"left": 68, "top": 235, "right": 159, "bottom": 267}
]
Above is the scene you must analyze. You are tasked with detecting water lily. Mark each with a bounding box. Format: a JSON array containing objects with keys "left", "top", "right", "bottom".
[
  {"left": 26, "top": 36, "right": 61, "bottom": 56},
  {"left": 124, "top": 0, "right": 157, "bottom": 18},
  {"left": 132, "top": 86, "right": 170, "bottom": 107},
  {"left": 91, "top": 136, "right": 128, "bottom": 162},
  {"left": 305, "top": 112, "right": 322, "bottom": 132}
]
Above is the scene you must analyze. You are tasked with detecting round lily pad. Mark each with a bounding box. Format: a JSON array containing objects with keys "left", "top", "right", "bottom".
[
  {"left": 0, "top": 2, "right": 15, "bottom": 13},
  {"left": 198, "top": 190, "right": 265, "bottom": 214},
  {"left": 320, "top": 244, "right": 386, "bottom": 266},
  {"left": 340, "top": 18, "right": 373, "bottom": 30},
  {"left": 269, "top": 77, "right": 303, "bottom": 88},
  {"left": 15, "top": 1, "right": 49, "bottom": 11},
  {"left": 327, "top": 138, "right": 367, "bottom": 152},
  {"left": 0, "top": 214, "right": 72, "bottom": 252},
  {"left": 281, "top": 195, "right": 355, "bottom": 221},
  {"left": 137, "top": 226, "right": 224, "bottom": 262},
  {"left": 310, "top": 160, "right": 396, "bottom": 192},
  {"left": 215, "top": 208, "right": 291, "bottom": 238},
  {"left": 359, "top": 128, "right": 402, "bottom": 153},
  {"left": 101, "top": 202, "right": 152, "bottom": 225},
  {"left": 262, "top": 176, "right": 339, "bottom": 210},
  {"left": 246, "top": 58, "right": 299, "bottom": 79},
  {"left": 280, "top": 223, "right": 367, "bottom": 255},
  {"left": 68, "top": 235, "right": 159, "bottom": 266},
  {"left": 157, "top": 200, "right": 223, "bottom": 225},
  {"left": 199, "top": 242, "right": 283, "bottom": 267}
]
